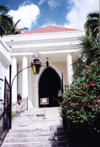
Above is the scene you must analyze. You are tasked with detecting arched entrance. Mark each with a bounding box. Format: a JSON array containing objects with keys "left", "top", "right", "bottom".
[{"left": 39, "top": 67, "right": 62, "bottom": 107}]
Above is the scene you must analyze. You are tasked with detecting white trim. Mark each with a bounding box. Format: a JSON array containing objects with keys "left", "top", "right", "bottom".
[
  {"left": 4, "top": 30, "right": 85, "bottom": 41},
  {"left": 0, "top": 37, "right": 11, "bottom": 52},
  {"left": 10, "top": 49, "right": 80, "bottom": 56},
  {"left": 0, "top": 38, "right": 11, "bottom": 65}
]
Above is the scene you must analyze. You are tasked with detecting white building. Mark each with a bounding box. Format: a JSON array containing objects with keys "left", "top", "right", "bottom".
[
  {"left": 3, "top": 26, "right": 85, "bottom": 108},
  {"left": 0, "top": 37, "right": 11, "bottom": 106}
]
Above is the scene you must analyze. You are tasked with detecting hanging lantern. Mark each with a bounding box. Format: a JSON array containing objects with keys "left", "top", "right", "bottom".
[{"left": 31, "top": 59, "right": 41, "bottom": 75}]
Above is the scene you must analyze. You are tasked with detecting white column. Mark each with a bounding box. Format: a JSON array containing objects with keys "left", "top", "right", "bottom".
[
  {"left": 35, "top": 85, "right": 39, "bottom": 107},
  {"left": 28, "top": 68, "right": 33, "bottom": 101},
  {"left": 6, "top": 65, "right": 10, "bottom": 82},
  {"left": 18, "top": 64, "right": 22, "bottom": 95},
  {"left": 22, "top": 56, "right": 28, "bottom": 98},
  {"left": 11, "top": 56, "right": 17, "bottom": 102},
  {"left": 66, "top": 53, "right": 73, "bottom": 85}
]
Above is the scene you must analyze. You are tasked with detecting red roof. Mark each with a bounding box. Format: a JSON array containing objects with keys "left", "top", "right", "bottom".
[{"left": 22, "top": 25, "right": 79, "bottom": 34}]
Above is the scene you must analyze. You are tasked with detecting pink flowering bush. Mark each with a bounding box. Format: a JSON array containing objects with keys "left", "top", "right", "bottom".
[{"left": 61, "top": 61, "right": 100, "bottom": 130}]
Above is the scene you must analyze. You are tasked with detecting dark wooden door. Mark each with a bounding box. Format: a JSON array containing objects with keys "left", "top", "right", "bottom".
[{"left": 39, "top": 67, "right": 62, "bottom": 107}]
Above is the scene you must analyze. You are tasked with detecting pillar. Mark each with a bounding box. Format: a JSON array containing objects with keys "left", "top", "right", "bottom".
[
  {"left": 66, "top": 53, "right": 73, "bottom": 85},
  {"left": 11, "top": 56, "right": 17, "bottom": 102},
  {"left": 22, "top": 56, "right": 28, "bottom": 98}
]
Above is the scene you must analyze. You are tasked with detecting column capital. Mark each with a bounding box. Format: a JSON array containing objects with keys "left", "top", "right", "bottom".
[
  {"left": 66, "top": 52, "right": 72, "bottom": 57},
  {"left": 22, "top": 55, "right": 28, "bottom": 58},
  {"left": 11, "top": 56, "right": 17, "bottom": 60}
]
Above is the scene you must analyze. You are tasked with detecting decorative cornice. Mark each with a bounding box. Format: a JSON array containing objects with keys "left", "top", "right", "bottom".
[
  {"left": 0, "top": 37, "right": 11, "bottom": 52},
  {"left": 10, "top": 49, "right": 80, "bottom": 56}
]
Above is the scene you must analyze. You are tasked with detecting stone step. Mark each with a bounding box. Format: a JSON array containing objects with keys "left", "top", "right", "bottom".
[
  {"left": 6, "top": 131, "right": 66, "bottom": 138},
  {"left": 19, "top": 113, "right": 61, "bottom": 117},
  {"left": 4, "top": 136, "right": 67, "bottom": 143},
  {"left": 19, "top": 119, "right": 60, "bottom": 122},
  {"left": 2, "top": 107, "right": 67, "bottom": 147},
  {"left": 20, "top": 111, "right": 61, "bottom": 114},
  {"left": 12, "top": 126, "right": 63, "bottom": 131},
  {"left": 16, "top": 115, "right": 61, "bottom": 119},
  {"left": 2, "top": 145, "right": 67, "bottom": 147},
  {"left": 7, "top": 129, "right": 65, "bottom": 136},
  {"left": 12, "top": 114, "right": 61, "bottom": 118},
  {"left": 19, "top": 108, "right": 61, "bottom": 114},
  {"left": 12, "top": 123, "right": 62, "bottom": 127},
  {"left": 12, "top": 118, "right": 62, "bottom": 123},
  {"left": 13, "top": 116, "right": 61, "bottom": 120},
  {"left": 12, "top": 123, "right": 62, "bottom": 129},
  {"left": 12, "top": 121, "right": 62, "bottom": 125},
  {"left": 2, "top": 140, "right": 68, "bottom": 147}
]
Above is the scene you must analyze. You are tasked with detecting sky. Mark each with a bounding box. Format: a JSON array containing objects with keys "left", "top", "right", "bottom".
[{"left": 0, "top": 0, "right": 99, "bottom": 32}]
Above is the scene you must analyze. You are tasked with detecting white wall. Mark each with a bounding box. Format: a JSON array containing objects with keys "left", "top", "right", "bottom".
[{"left": 0, "top": 37, "right": 11, "bottom": 101}]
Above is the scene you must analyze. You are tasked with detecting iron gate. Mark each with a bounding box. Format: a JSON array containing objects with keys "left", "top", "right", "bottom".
[
  {"left": 3, "top": 77, "right": 11, "bottom": 130},
  {"left": 0, "top": 77, "right": 11, "bottom": 145}
]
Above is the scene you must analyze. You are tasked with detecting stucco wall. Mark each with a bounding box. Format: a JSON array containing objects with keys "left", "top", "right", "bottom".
[
  {"left": 52, "top": 61, "right": 67, "bottom": 85},
  {"left": 0, "top": 38, "right": 11, "bottom": 100}
]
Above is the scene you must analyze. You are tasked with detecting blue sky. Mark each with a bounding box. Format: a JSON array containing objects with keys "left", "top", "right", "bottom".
[{"left": 0, "top": 0, "right": 99, "bottom": 32}]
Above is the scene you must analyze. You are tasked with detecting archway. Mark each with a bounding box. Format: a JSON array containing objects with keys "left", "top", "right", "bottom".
[{"left": 39, "top": 67, "right": 62, "bottom": 107}]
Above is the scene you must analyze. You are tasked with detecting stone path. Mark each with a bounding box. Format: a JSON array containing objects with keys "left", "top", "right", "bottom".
[{"left": 2, "top": 107, "right": 68, "bottom": 147}]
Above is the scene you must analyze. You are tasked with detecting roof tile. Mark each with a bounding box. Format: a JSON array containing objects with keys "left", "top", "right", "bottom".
[{"left": 22, "top": 25, "right": 79, "bottom": 34}]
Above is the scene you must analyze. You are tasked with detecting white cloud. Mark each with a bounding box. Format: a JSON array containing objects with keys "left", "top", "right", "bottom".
[
  {"left": 8, "top": 4, "right": 40, "bottom": 30},
  {"left": 38, "top": 0, "right": 46, "bottom": 6},
  {"left": 48, "top": 0, "right": 61, "bottom": 9},
  {"left": 65, "top": 0, "right": 99, "bottom": 30}
]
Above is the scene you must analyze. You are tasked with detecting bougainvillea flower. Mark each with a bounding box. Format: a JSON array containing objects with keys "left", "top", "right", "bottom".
[
  {"left": 86, "top": 65, "right": 90, "bottom": 68},
  {"left": 80, "top": 90, "right": 83, "bottom": 93},
  {"left": 85, "top": 70, "right": 87, "bottom": 72},
  {"left": 92, "top": 82, "right": 95, "bottom": 88},
  {"left": 88, "top": 83, "right": 91, "bottom": 87},
  {"left": 92, "top": 103, "right": 95, "bottom": 108},
  {"left": 64, "top": 99, "right": 67, "bottom": 103},
  {"left": 81, "top": 119, "right": 84, "bottom": 122}
]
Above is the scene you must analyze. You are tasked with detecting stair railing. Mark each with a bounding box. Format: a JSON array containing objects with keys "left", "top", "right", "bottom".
[{"left": 12, "top": 97, "right": 28, "bottom": 117}]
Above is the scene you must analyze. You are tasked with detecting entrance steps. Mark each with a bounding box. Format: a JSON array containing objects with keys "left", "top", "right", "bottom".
[{"left": 2, "top": 107, "right": 68, "bottom": 147}]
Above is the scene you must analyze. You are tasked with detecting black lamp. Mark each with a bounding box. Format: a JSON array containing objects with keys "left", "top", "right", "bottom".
[
  {"left": 31, "top": 52, "right": 41, "bottom": 74},
  {"left": 31, "top": 58, "right": 41, "bottom": 75}
]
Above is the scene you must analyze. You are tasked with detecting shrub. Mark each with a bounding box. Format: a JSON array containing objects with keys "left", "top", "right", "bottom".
[{"left": 61, "top": 61, "right": 100, "bottom": 129}]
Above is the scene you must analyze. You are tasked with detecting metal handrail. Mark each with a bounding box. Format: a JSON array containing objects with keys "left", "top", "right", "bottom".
[
  {"left": 12, "top": 97, "right": 28, "bottom": 106},
  {"left": 12, "top": 97, "right": 28, "bottom": 117}
]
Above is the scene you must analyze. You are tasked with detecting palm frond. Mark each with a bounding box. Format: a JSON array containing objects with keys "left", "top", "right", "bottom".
[
  {"left": 0, "top": 5, "right": 8, "bottom": 15},
  {"left": 84, "top": 12, "right": 99, "bottom": 38}
]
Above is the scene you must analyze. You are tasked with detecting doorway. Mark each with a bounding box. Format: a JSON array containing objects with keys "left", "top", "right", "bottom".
[{"left": 39, "top": 67, "right": 62, "bottom": 107}]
